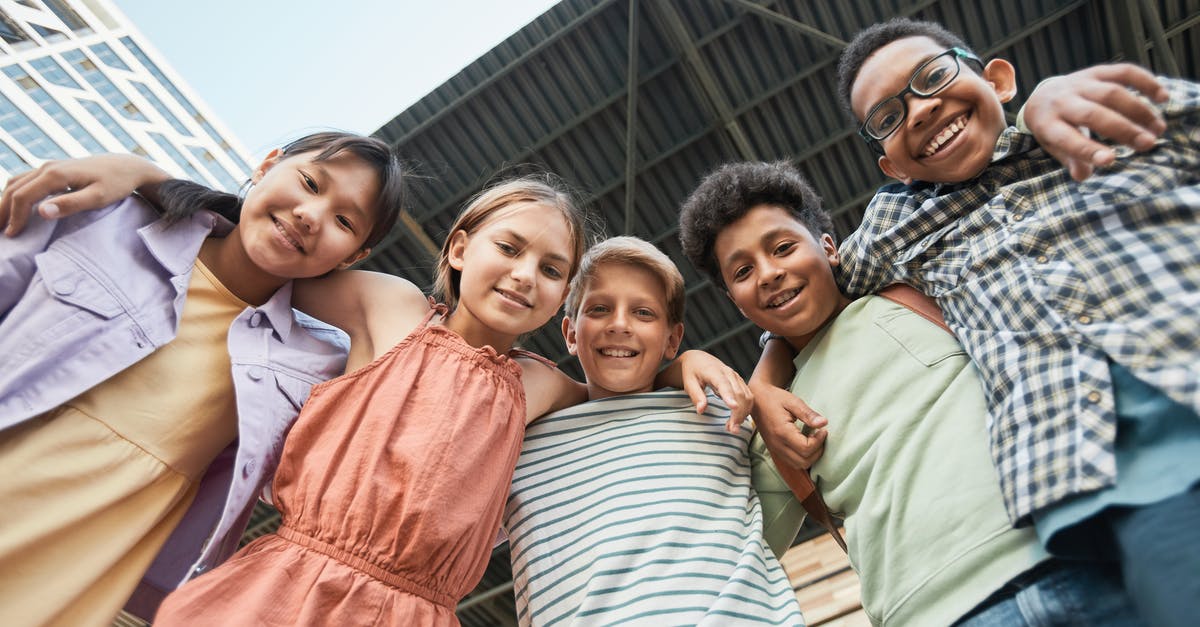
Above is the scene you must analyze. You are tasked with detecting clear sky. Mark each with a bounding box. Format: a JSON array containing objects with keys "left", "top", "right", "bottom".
[{"left": 112, "top": 0, "right": 560, "bottom": 160}]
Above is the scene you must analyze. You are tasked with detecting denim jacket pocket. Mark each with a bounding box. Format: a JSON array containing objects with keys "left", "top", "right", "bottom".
[
  {"left": 273, "top": 372, "right": 314, "bottom": 413},
  {"left": 35, "top": 250, "right": 124, "bottom": 319}
]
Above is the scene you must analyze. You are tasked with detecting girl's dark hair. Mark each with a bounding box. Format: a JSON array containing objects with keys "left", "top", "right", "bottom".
[{"left": 152, "top": 131, "right": 405, "bottom": 250}]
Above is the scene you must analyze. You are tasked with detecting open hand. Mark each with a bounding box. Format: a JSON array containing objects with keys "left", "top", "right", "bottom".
[
  {"left": 674, "top": 349, "right": 753, "bottom": 429},
  {"left": 1, "top": 154, "right": 171, "bottom": 236},
  {"left": 1024, "top": 63, "right": 1168, "bottom": 181}
]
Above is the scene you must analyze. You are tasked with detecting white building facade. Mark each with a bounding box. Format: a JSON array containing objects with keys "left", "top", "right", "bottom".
[{"left": 0, "top": 0, "right": 250, "bottom": 190}]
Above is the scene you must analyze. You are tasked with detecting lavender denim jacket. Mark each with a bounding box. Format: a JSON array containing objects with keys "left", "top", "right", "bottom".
[{"left": 0, "top": 197, "right": 348, "bottom": 617}]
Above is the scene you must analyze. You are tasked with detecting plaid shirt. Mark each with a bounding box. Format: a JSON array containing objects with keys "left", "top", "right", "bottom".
[{"left": 836, "top": 78, "right": 1200, "bottom": 523}]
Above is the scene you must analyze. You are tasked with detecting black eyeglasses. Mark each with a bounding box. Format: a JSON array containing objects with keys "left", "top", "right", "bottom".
[{"left": 857, "top": 47, "right": 983, "bottom": 154}]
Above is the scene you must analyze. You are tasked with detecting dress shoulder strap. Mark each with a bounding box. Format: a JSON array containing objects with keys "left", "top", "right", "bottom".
[
  {"left": 508, "top": 348, "right": 557, "bottom": 369},
  {"left": 422, "top": 297, "right": 449, "bottom": 327}
]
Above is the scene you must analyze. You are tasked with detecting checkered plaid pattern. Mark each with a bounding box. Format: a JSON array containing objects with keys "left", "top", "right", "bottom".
[{"left": 836, "top": 78, "right": 1200, "bottom": 523}]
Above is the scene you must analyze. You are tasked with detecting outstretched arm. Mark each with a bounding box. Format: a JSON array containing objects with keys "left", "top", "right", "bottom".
[
  {"left": 748, "top": 337, "right": 827, "bottom": 470},
  {"left": 1022, "top": 63, "right": 1169, "bottom": 181},
  {"left": 0, "top": 154, "right": 171, "bottom": 236}
]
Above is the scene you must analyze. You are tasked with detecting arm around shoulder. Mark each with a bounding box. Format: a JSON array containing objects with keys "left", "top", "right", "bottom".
[
  {"left": 519, "top": 359, "right": 586, "bottom": 424},
  {"left": 293, "top": 270, "right": 430, "bottom": 360}
]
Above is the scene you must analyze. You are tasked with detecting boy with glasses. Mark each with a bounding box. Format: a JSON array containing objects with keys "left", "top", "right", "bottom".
[{"left": 813, "top": 17, "right": 1199, "bottom": 626}]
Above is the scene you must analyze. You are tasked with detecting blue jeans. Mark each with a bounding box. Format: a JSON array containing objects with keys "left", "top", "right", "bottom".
[{"left": 955, "top": 560, "right": 1143, "bottom": 627}]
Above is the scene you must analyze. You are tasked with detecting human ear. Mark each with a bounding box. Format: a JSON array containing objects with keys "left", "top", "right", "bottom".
[
  {"left": 820, "top": 234, "right": 840, "bottom": 266},
  {"left": 983, "top": 58, "right": 1018, "bottom": 104},
  {"left": 663, "top": 322, "right": 685, "bottom": 360},
  {"left": 252, "top": 148, "right": 285, "bottom": 184},
  {"left": 447, "top": 230, "right": 469, "bottom": 271},
  {"left": 562, "top": 316, "right": 579, "bottom": 355},
  {"left": 337, "top": 247, "right": 371, "bottom": 271},
  {"left": 878, "top": 155, "right": 913, "bottom": 186}
]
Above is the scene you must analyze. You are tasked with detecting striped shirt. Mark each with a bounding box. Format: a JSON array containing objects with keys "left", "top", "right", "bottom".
[
  {"left": 837, "top": 77, "right": 1200, "bottom": 523},
  {"left": 504, "top": 390, "right": 804, "bottom": 626}
]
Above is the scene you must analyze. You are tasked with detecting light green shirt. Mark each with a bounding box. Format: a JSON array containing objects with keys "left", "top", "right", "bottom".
[{"left": 753, "top": 295, "right": 1047, "bottom": 626}]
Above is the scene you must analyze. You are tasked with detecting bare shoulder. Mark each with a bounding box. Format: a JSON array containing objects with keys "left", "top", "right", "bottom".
[
  {"left": 295, "top": 270, "right": 430, "bottom": 360},
  {"left": 517, "top": 356, "right": 586, "bottom": 423}
]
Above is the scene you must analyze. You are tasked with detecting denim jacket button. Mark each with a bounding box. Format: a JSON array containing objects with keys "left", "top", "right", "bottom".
[
  {"left": 52, "top": 278, "right": 75, "bottom": 295},
  {"left": 247, "top": 366, "right": 264, "bottom": 381},
  {"left": 249, "top": 311, "right": 264, "bottom": 328},
  {"left": 242, "top": 460, "right": 256, "bottom": 478}
]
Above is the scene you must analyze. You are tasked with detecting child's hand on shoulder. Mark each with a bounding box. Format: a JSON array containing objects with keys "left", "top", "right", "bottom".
[
  {"left": 666, "top": 350, "right": 752, "bottom": 429},
  {"left": 748, "top": 381, "right": 827, "bottom": 470},
  {"left": 1024, "top": 63, "right": 1168, "bottom": 181},
  {"left": 0, "top": 154, "right": 171, "bottom": 236}
]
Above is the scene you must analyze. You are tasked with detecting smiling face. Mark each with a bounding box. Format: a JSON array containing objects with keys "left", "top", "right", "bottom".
[
  {"left": 850, "top": 35, "right": 1016, "bottom": 185},
  {"left": 563, "top": 262, "right": 684, "bottom": 401},
  {"left": 445, "top": 202, "right": 574, "bottom": 350},
  {"left": 714, "top": 204, "right": 850, "bottom": 345},
  {"left": 236, "top": 149, "right": 377, "bottom": 279}
]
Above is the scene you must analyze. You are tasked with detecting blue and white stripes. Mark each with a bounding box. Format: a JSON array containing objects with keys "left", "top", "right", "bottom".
[{"left": 505, "top": 390, "right": 804, "bottom": 626}]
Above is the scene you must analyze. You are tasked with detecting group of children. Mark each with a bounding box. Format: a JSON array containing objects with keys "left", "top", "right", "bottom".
[{"left": 0, "top": 15, "right": 1195, "bottom": 627}]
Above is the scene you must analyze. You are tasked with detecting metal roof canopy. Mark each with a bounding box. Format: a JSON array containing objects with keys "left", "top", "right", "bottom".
[{"left": 356, "top": 0, "right": 1198, "bottom": 623}]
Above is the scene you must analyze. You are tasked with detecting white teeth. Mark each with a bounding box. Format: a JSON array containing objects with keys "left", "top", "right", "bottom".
[
  {"left": 767, "top": 289, "right": 799, "bottom": 308},
  {"left": 923, "top": 115, "right": 967, "bottom": 156},
  {"left": 600, "top": 348, "right": 636, "bottom": 357},
  {"left": 275, "top": 219, "right": 303, "bottom": 251}
]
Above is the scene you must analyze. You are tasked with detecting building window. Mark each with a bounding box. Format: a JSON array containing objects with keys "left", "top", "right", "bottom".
[
  {"left": 131, "top": 81, "right": 189, "bottom": 135},
  {"left": 188, "top": 145, "right": 243, "bottom": 191},
  {"left": 77, "top": 98, "right": 144, "bottom": 155},
  {"left": 0, "top": 138, "right": 30, "bottom": 173},
  {"left": 42, "top": 0, "right": 89, "bottom": 31},
  {"left": 0, "top": 12, "right": 30, "bottom": 44},
  {"left": 29, "top": 56, "right": 81, "bottom": 89},
  {"left": 3, "top": 66, "right": 104, "bottom": 153},
  {"left": 149, "top": 132, "right": 207, "bottom": 184},
  {"left": 90, "top": 42, "right": 130, "bottom": 71},
  {"left": 30, "top": 23, "right": 69, "bottom": 43},
  {"left": 62, "top": 49, "right": 148, "bottom": 122},
  {"left": 119, "top": 36, "right": 252, "bottom": 174},
  {"left": 0, "top": 92, "right": 68, "bottom": 160}
]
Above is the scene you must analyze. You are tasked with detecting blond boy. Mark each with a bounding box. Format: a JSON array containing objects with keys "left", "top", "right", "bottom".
[{"left": 503, "top": 237, "right": 803, "bottom": 626}]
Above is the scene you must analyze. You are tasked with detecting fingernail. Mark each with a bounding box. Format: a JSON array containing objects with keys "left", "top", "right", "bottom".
[{"left": 40, "top": 202, "right": 60, "bottom": 218}]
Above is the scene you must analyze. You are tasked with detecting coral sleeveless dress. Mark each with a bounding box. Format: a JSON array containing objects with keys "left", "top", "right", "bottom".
[{"left": 156, "top": 306, "right": 539, "bottom": 625}]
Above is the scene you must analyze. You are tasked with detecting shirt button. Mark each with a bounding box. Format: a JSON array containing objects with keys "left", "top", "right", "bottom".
[
  {"left": 1086, "top": 391, "right": 1102, "bottom": 404},
  {"left": 242, "top": 460, "right": 256, "bottom": 478},
  {"left": 1077, "top": 314, "right": 1092, "bottom": 325},
  {"left": 1035, "top": 255, "right": 1049, "bottom": 264},
  {"left": 52, "top": 279, "right": 76, "bottom": 295},
  {"left": 247, "top": 366, "right": 264, "bottom": 381},
  {"left": 249, "top": 311, "right": 264, "bottom": 328},
  {"left": 1011, "top": 213, "right": 1025, "bottom": 222}
]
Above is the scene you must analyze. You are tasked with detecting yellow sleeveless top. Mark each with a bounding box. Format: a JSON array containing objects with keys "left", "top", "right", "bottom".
[{"left": 0, "top": 258, "right": 244, "bottom": 627}]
